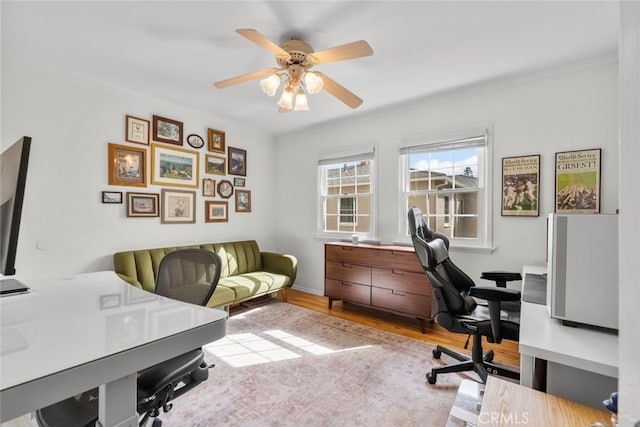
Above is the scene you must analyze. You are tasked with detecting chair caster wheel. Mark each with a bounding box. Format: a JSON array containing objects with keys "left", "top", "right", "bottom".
[
  {"left": 426, "top": 371, "right": 437, "bottom": 384},
  {"left": 432, "top": 349, "right": 442, "bottom": 359},
  {"left": 152, "top": 419, "right": 162, "bottom": 427},
  {"left": 484, "top": 350, "right": 494, "bottom": 363}
]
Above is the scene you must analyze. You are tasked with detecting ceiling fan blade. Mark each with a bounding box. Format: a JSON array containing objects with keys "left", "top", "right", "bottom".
[
  {"left": 315, "top": 72, "right": 363, "bottom": 109},
  {"left": 214, "top": 67, "right": 279, "bottom": 89},
  {"left": 309, "top": 40, "right": 373, "bottom": 65},
  {"left": 236, "top": 29, "right": 290, "bottom": 59}
]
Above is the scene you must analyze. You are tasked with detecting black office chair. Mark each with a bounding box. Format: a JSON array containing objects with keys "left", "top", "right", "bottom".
[
  {"left": 36, "top": 249, "right": 222, "bottom": 427},
  {"left": 407, "top": 207, "right": 521, "bottom": 385}
]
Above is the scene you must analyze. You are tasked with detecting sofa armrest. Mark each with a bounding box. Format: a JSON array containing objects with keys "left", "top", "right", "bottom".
[
  {"left": 116, "top": 273, "right": 143, "bottom": 289},
  {"left": 261, "top": 252, "right": 298, "bottom": 285}
]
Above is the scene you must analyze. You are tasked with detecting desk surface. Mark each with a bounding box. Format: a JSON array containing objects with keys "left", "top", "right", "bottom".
[
  {"left": 479, "top": 377, "right": 612, "bottom": 426},
  {"left": 0, "top": 271, "right": 227, "bottom": 422},
  {"left": 519, "top": 266, "right": 618, "bottom": 379}
]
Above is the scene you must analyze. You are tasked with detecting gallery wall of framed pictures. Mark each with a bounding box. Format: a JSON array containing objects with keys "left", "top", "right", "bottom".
[{"left": 103, "top": 115, "right": 252, "bottom": 223}]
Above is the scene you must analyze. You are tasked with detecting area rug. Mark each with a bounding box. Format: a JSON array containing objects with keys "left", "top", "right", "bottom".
[{"left": 160, "top": 302, "right": 462, "bottom": 426}]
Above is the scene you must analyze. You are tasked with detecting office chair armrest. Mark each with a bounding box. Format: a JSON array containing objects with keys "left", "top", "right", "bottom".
[
  {"left": 470, "top": 286, "right": 520, "bottom": 302},
  {"left": 480, "top": 271, "right": 522, "bottom": 288}
]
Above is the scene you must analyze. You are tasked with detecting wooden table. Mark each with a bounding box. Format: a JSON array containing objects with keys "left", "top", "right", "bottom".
[{"left": 478, "top": 377, "right": 613, "bottom": 426}]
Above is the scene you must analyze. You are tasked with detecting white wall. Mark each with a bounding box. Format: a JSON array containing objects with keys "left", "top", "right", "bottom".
[
  {"left": 1, "top": 54, "right": 277, "bottom": 280},
  {"left": 275, "top": 61, "right": 618, "bottom": 295}
]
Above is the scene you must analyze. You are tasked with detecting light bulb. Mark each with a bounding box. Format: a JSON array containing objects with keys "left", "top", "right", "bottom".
[
  {"left": 304, "top": 71, "right": 324, "bottom": 94},
  {"left": 277, "top": 87, "right": 294, "bottom": 110},
  {"left": 260, "top": 74, "right": 281, "bottom": 96},
  {"left": 294, "top": 89, "right": 309, "bottom": 111}
]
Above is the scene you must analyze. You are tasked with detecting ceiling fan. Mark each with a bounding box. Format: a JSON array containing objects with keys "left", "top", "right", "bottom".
[{"left": 213, "top": 29, "right": 373, "bottom": 111}]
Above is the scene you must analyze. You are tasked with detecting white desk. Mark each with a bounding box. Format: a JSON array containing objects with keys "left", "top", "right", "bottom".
[
  {"left": 519, "top": 265, "right": 618, "bottom": 408},
  {"left": 0, "top": 271, "right": 227, "bottom": 426}
]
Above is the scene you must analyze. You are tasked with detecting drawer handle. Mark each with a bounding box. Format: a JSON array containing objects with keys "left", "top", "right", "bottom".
[
  {"left": 391, "top": 290, "right": 406, "bottom": 296},
  {"left": 342, "top": 263, "right": 353, "bottom": 268},
  {"left": 392, "top": 270, "right": 405, "bottom": 276}
]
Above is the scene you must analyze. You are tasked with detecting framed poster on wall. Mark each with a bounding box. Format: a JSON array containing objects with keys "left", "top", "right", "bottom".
[
  {"left": 501, "top": 154, "right": 540, "bottom": 217},
  {"left": 555, "top": 148, "right": 601, "bottom": 213}
]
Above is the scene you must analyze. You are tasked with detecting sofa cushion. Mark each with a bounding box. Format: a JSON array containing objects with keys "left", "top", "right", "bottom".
[
  {"left": 200, "top": 241, "right": 262, "bottom": 278},
  {"left": 219, "top": 272, "right": 291, "bottom": 301}
]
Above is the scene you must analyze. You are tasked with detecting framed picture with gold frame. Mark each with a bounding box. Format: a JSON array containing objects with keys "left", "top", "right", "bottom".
[
  {"left": 161, "top": 189, "right": 196, "bottom": 224},
  {"left": 207, "top": 128, "right": 226, "bottom": 153},
  {"left": 108, "top": 143, "right": 147, "bottom": 187},
  {"left": 151, "top": 144, "right": 199, "bottom": 188},
  {"left": 235, "top": 189, "right": 251, "bottom": 213},
  {"left": 125, "top": 115, "right": 150, "bottom": 145},
  {"left": 205, "top": 154, "right": 226, "bottom": 175},
  {"left": 205, "top": 201, "right": 228, "bottom": 223}
]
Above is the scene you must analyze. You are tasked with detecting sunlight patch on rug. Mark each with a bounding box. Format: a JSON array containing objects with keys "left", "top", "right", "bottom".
[{"left": 161, "top": 302, "right": 462, "bottom": 427}]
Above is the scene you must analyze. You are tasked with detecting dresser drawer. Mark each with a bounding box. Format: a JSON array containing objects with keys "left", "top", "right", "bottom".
[
  {"left": 325, "top": 279, "right": 371, "bottom": 305},
  {"left": 371, "top": 267, "right": 430, "bottom": 296},
  {"left": 373, "top": 250, "right": 423, "bottom": 273},
  {"left": 371, "top": 286, "right": 430, "bottom": 318},
  {"left": 326, "top": 261, "right": 371, "bottom": 285},
  {"left": 325, "top": 244, "right": 379, "bottom": 265}
]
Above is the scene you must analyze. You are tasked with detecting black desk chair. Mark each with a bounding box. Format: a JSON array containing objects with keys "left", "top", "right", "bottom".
[
  {"left": 407, "top": 207, "right": 521, "bottom": 384},
  {"left": 36, "top": 249, "right": 222, "bottom": 427}
]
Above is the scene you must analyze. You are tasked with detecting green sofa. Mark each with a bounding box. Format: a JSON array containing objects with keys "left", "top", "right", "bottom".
[{"left": 113, "top": 240, "right": 297, "bottom": 309}]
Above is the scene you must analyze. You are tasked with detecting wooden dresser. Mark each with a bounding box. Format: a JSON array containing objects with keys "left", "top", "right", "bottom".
[{"left": 324, "top": 242, "right": 433, "bottom": 332}]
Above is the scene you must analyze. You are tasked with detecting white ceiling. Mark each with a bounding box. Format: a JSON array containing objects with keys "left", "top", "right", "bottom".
[{"left": 2, "top": 1, "right": 619, "bottom": 138}]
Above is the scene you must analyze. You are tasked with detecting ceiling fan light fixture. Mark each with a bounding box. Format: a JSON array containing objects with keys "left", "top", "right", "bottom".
[
  {"left": 304, "top": 71, "right": 324, "bottom": 94},
  {"left": 294, "top": 89, "right": 310, "bottom": 111},
  {"left": 277, "top": 87, "right": 294, "bottom": 110},
  {"left": 260, "top": 74, "right": 281, "bottom": 96}
]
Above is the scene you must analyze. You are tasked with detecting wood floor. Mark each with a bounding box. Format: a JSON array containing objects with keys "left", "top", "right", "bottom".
[{"left": 278, "top": 288, "right": 521, "bottom": 368}]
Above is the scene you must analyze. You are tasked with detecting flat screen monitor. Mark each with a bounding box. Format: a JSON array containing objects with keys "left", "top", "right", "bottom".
[{"left": 0, "top": 136, "right": 32, "bottom": 276}]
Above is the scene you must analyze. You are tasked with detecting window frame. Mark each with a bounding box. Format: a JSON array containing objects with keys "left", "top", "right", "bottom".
[
  {"left": 398, "top": 126, "right": 493, "bottom": 249},
  {"left": 317, "top": 146, "right": 376, "bottom": 240}
]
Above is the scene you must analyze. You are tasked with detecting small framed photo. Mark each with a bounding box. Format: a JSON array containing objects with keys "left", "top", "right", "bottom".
[
  {"left": 125, "top": 115, "right": 150, "bottom": 145},
  {"left": 235, "top": 189, "right": 251, "bottom": 213},
  {"left": 233, "top": 177, "right": 246, "bottom": 187},
  {"left": 102, "top": 191, "right": 123, "bottom": 204},
  {"left": 186, "top": 134, "right": 205, "bottom": 149},
  {"left": 205, "top": 154, "right": 226, "bottom": 175},
  {"left": 152, "top": 115, "right": 183, "bottom": 146},
  {"left": 501, "top": 155, "right": 540, "bottom": 217},
  {"left": 205, "top": 201, "right": 228, "bottom": 223},
  {"left": 217, "top": 180, "right": 234, "bottom": 199},
  {"left": 228, "top": 147, "right": 247, "bottom": 176},
  {"left": 108, "top": 143, "right": 147, "bottom": 187},
  {"left": 208, "top": 128, "right": 226, "bottom": 153},
  {"left": 126, "top": 192, "right": 159, "bottom": 217},
  {"left": 151, "top": 144, "right": 199, "bottom": 188},
  {"left": 161, "top": 189, "right": 196, "bottom": 224},
  {"left": 203, "top": 178, "right": 216, "bottom": 197},
  {"left": 555, "top": 148, "right": 601, "bottom": 213}
]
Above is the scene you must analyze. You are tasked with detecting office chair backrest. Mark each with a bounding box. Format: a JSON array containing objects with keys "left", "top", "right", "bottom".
[
  {"left": 155, "top": 248, "right": 222, "bottom": 306},
  {"left": 407, "top": 207, "right": 450, "bottom": 249},
  {"left": 409, "top": 208, "right": 476, "bottom": 315}
]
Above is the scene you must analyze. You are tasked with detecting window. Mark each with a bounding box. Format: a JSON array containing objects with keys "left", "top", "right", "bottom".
[
  {"left": 318, "top": 147, "right": 375, "bottom": 238},
  {"left": 400, "top": 129, "right": 491, "bottom": 248}
]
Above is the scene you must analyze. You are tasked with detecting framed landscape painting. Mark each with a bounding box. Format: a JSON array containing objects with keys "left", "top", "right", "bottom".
[
  {"left": 205, "top": 201, "right": 228, "bottom": 222},
  {"left": 151, "top": 144, "right": 199, "bottom": 188},
  {"left": 126, "top": 192, "right": 159, "bottom": 217},
  {"left": 152, "top": 115, "right": 183, "bottom": 146},
  {"left": 228, "top": 147, "right": 246, "bottom": 176}
]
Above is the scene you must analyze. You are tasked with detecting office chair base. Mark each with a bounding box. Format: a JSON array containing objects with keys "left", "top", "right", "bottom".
[{"left": 426, "top": 344, "right": 519, "bottom": 385}]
